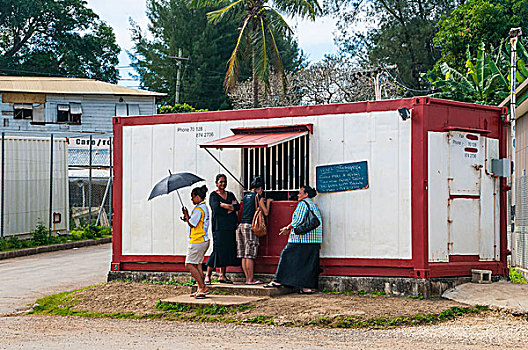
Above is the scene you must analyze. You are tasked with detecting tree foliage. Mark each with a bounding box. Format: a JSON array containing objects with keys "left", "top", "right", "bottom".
[
  {"left": 158, "top": 103, "right": 208, "bottom": 113},
  {"left": 434, "top": 0, "right": 528, "bottom": 71},
  {"left": 191, "top": 0, "right": 321, "bottom": 107},
  {"left": 0, "top": 0, "right": 120, "bottom": 82},
  {"left": 129, "top": 0, "right": 239, "bottom": 110},
  {"left": 129, "top": 0, "right": 305, "bottom": 110},
  {"left": 228, "top": 55, "right": 402, "bottom": 108},
  {"left": 423, "top": 40, "right": 528, "bottom": 105},
  {"left": 331, "top": 0, "right": 460, "bottom": 91}
]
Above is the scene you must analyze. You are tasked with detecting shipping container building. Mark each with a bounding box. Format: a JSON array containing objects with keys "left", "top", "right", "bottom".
[
  {"left": 0, "top": 136, "right": 69, "bottom": 236},
  {"left": 111, "top": 98, "right": 509, "bottom": 280}
]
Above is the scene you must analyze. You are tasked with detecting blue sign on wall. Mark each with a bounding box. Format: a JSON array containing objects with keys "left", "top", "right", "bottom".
[{"left": 316, "top": 161, "right": 369, "bottom": 193}]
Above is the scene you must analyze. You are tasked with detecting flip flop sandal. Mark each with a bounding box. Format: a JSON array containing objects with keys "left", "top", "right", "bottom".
[
  {"left": 264, "top": 282, "right": 283, "bottom": 288},
  {"left": 189, "top": 292, "right": 197, "bottom": 297},
  {"left": 194, "top": 292, "right": 207, "bottom": 299},
  {"left": 204, "top": 280, "right": 212, "bottom": 285},
  {"left": 298, "top": 289, "right": 314, "bottom": 294},
  {"left": 245, "top": 280, "right": 264, "bottom": 285}
]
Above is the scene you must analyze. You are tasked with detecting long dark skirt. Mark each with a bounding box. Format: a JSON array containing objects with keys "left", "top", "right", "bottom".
[
  {"left": 274, "top": 243, "right": 320, "bottom": 289},
  {"left": 206, "top": 229, "right": 241, "bottom": 268}
]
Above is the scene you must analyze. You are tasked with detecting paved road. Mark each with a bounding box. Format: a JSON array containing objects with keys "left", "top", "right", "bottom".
[
  {"left": 0, "top": 243, "right": 111, "bottom": 315},
  {"left": 443, "top": 281, "right": 528, "bottom": 314}
]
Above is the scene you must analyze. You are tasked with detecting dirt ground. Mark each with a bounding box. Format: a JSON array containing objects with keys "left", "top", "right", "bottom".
[
  {"left": 1, "top": 313, "right": 526, "bottom": 350},
  {"left": 69, "top": 281, "right": 466, "bottom": 324}
]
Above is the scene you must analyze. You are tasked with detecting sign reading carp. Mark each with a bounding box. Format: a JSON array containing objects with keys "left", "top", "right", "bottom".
[{"left": 316, "top": 161, "right": 369, "bottom": 193}]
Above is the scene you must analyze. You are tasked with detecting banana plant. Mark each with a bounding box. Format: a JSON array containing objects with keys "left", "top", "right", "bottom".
[{"left": 423, "top": 39, "right": 528, "bottom": 105}]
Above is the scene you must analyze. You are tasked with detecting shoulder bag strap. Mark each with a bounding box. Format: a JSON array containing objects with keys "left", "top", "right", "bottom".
[{"left": 301, "top": 199, "right": 314, "bottom": 215}]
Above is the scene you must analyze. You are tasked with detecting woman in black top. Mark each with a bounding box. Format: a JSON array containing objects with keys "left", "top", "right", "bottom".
[
  {"left": 236, "top": 177, "right": 272, "bottom": 284},
  {"left": 205, "top": 174, "right": 241, "bottom": 284}
]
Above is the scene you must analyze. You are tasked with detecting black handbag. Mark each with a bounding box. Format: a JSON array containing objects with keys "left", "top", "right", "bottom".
[{"left": 294, "top": 200, "right": 321, "bottom": 235}]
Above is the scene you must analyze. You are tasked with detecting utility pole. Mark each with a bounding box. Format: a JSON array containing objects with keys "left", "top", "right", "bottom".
[
  {"left": 509, "top": 27, "right": 522, "bottom": 267},
  {"left": 168, "top": 49, "right": 189, "bottom": 105}
]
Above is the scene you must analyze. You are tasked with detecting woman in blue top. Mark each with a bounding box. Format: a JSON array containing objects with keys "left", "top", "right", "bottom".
[{"left": 264, "top": 185, "right": 322, "bottom": 294}]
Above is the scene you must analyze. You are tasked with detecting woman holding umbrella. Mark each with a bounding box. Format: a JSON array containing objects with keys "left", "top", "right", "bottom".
[
  {"left": 182, "top": 185, "right": 210, "bottom": 298},
  {"left": 205, "top": 174, "right": 241, "bottom": 284}
]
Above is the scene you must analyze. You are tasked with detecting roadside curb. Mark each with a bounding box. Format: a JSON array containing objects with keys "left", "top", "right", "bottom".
[{"left": 0, "top": 237, "right": 112, "bottom": 260}]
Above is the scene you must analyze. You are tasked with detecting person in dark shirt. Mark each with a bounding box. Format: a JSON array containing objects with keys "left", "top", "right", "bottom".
[
  {"left": 236, "top": 177, "right": 272, "bottom": 284},
  {"left": 205, "top": 174, "right": 241, "bottom": 284}
]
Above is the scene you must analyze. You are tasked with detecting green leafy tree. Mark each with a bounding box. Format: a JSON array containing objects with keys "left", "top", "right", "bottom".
[
  {"left": 0, "top": 0, "right": 120, "bottom": 82},
  {"left": 129, "top": 0, "right": 305, "bottom": 110},
  {"left": 129, "top": 0, "right": 239, "bottom": 110},
  {"left": 434, "top": 0, "right": 528, "bottom": 71},
  {"left": 191, "top": 0, "right": 322, "bottom": 107},
  {"left": 158, "top": 103, "right": 208, "bottom": 113},
  {"left": 331, "top": 0, "right": 460, "bottom": 91},
  {"left": 423, "top": 41, "right": 528, "bottom": 105}
]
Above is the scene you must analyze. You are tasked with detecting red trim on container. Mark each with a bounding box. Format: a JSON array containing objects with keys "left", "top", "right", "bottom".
[
  {"left": 111, "top": 118, "right": 123, "bottom": 269},
  {"left": 449, "top": 194, "right": 480, "bottom": 199},
  {"left": 429, "top": 261, "right": 503, "bottom": 277},
  {"left": 464, "top": 147, "right": 479, "bottom": 153},
  {"left": 115, "top": 98, "right": 425, "bottom": 127},
  {"left": 231, "top": 124, "right": 313, "bottom": 134},
  {"left": 448, "top": 255, "right": 480, "bottom": 262},
  {"left": 411, "top": 103, "right": 429, "bottom": 277}
]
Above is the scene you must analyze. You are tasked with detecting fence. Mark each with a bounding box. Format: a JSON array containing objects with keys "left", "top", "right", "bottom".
[
  {"left": 0, "top": 131, "right": 112, "bottom": 240},
  {"left": 514, "top": 176, "right": 528, "bottom": 270}
]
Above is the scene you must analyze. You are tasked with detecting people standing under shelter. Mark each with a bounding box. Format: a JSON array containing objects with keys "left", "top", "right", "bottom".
[
  {"left": 182, "top": 185, "right": 210, "bottom": 298},
  {"left": 264, "top": 185, "right": 322, "bottom": 294},
  {"left": 205, "top": 174, "right": 241, "bottom": 284},
  {"left": 236, "top": 177, "right": 272, "bottom": 284}
]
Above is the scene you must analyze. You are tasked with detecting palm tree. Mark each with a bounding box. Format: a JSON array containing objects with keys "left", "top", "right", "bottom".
[{"left": 191, "top": 0, "right": 321, "bottom": 108}]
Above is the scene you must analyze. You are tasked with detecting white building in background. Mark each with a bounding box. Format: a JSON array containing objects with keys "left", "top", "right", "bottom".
[{"left": 0, "top": 76, "right": 165, "bottom": 134}]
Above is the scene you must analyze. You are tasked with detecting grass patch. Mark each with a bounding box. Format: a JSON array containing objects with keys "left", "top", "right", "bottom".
[
  {"left": 142, "top": 279, "right": 196, "bottom": 286},
  {"left": 30, "top": 287, "right": 486, "bottom": 329},
  {"left": 310, "top": 305, "right": 489, "bottom": 329},
  {"left": 243, "top": 315, "right": 276, "bottom": 325},
  {"left": 321, "top": 288, "right": 387, "bottom": 296},
  {"left": 509, "top": 268, "right": 528, "bottom": 284}
]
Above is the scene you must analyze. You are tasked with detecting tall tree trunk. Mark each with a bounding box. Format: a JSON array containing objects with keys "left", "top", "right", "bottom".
[{"left": 252, "top": 46, "right": 259, "bottom": 108}]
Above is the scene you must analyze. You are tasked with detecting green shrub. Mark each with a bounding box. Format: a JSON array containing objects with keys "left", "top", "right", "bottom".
[
  {"left": 7, "top": 235, "right": 23, "bottom": 249},
  {"left": 70, "top": 230, "right": 84, "bottom": 240},
  {"left": 31, "top": 221, "right": 49, "bottom": 245},
  {"left": 99, "top": 226, "right": 112, "bottom": 236},
  {"left": 158, "top": 104, "right": 208, "bottom": 114},
  {"left": 509, "top": 268, "right": 528, "bottom": 284}
]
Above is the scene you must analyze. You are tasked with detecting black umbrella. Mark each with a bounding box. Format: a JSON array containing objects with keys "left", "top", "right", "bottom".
[{"left": 148, "top": 171, "right": 205, "bottom": 207}]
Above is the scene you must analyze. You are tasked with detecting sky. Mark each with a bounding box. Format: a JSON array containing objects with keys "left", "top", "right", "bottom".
[{"left": 84, "top": 0, "right": 338, "bottom": 88}]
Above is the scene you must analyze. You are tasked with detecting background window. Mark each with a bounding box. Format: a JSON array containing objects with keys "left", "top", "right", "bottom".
[
  {"left": 127, "top": 104, "right": 140, "bottom": 116},
  {"left": 57, "top": 104, "right": 70, "bottom": 122},
  {"left": 70, "top": 103, "right": 82, "bottom": 124},
  {"left": 13, "top": 103, "right": 33, "bottom": 120}
]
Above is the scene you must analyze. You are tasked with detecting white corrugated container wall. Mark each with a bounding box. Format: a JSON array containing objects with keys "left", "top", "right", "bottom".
[
  {"left": 121, "top": 110, "right": 412, "bottom": 259},
  {"left": 0, "top": 136, "right": 69, "bottom": 236}
]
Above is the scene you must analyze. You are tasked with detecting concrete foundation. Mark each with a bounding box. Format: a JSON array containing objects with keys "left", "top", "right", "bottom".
[{"left": 107, "top": 271, "right": 501, "bottom": 298}]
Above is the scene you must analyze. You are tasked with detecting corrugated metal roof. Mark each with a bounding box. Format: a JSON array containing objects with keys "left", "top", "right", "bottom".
[
  {"left": 200, "top": 131, "right": 308, "bottom": 149},
  {"left": 0, "top": 76, "right": 166, "bottom": 97}
]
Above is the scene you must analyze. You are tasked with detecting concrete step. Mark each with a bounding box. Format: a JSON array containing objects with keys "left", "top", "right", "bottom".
[
  {"left": 192, "top": 282, "right": 295, "bottom": 297},
  {"left": 160, "top": 294, "right": 264, "bottom": 307}
]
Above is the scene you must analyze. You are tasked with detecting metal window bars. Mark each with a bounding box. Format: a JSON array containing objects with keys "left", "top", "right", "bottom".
[{"left": 242, "top": 134, "right": 309, "bottom": 192}]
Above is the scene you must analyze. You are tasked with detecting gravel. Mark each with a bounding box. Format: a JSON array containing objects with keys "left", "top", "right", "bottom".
[{"left": 1, "top": 313, "right": 527, "bottom": 349}]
